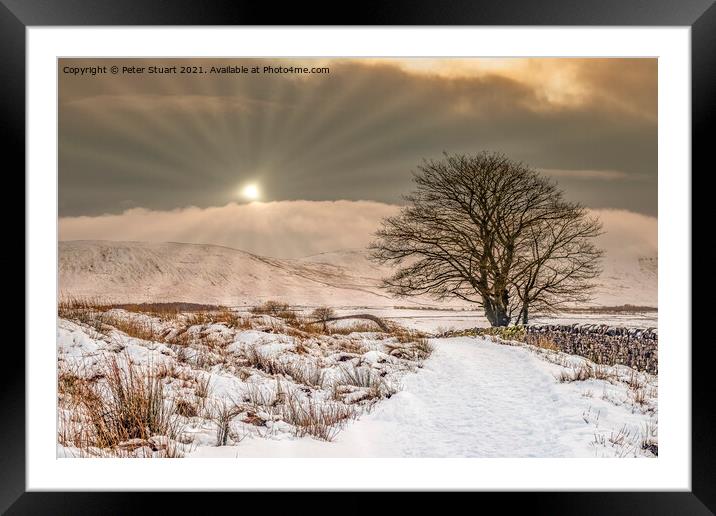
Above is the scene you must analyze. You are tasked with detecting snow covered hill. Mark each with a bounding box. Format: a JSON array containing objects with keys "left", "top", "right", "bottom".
[
  {"left": 59, "top": 240, "right": 657, "bottom": 308},
  {"left": 59, "top": 240, "right": 403, "bottom": 307},
  {"left": 300, "top": 248, "right": 657, "bottom": 308},
  {"left": 591, "top": 255, "right": 657, "bottom": 308}
]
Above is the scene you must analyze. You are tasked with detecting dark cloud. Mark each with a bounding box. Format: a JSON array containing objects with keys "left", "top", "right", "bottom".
[{"left": 59, "top": 58, "right": 657, "bottom": 216}]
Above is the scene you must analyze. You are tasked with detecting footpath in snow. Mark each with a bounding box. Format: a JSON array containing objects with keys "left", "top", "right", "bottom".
[{"left": 191, "top": 337, "right": 656, "bottom": 458}]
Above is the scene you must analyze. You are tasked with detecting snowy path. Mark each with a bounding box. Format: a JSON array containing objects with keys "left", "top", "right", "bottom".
[
  {"left": 193, "top": 337, "right": 597, "bottom": 458},
  {"left": 332, "top": 337, "right": 575, "bottom": 457}
]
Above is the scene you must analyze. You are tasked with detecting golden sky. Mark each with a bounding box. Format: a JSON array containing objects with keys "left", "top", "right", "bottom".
[{"left": 59, "top": 57, "right": 657, "bottom": 217}]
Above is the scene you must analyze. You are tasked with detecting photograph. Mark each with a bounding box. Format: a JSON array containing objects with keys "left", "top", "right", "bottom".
[{"left": 56, "top": 57, "right": 658, "bottom": 459}]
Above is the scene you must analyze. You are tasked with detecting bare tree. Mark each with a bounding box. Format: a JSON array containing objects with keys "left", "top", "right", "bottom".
[
  {"left": 510, "top": 203, "right": 603, "bottom": 324},
  {"left": 369, "top": 152, "right": 603, "bottom": 326},
  {"left": 311, "top": 306, "right": 335, "bottom": 332}
]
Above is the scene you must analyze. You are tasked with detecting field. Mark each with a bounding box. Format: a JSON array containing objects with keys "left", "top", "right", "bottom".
[
  {"left": 332, "top": 306, "right": 658, "bottom": 333},
  {"left": 57, "top": 300, "right": 658, "bottom": 458}
]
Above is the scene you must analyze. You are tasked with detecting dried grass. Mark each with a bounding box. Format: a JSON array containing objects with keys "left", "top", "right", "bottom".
[
  {"left": 211, "top": 399, "right": 242, "bottom": 446},
  {"left": 175, "top": 397, "right": 199, "bottom": 418},
  {"left": 556, "top": 363, "right": 615, "bottom": 383},
  {"left": 243, "top": 345, "right": 284, "bottom": 375},
  {"left": 328, "top": 322, "right": 382, "bottom": 335},
  {"left": 58, "top": 355, "right": 181, "bottom": 455},
  {"left": 280, "top": 391, "right": 357, "bottom": 441},
  {"left": 384, "top": 337, "right": 433, "bottom": 361},
  {"left": 336, "top": 364, "right": 395, "bottom": 400},
  {"left": 281, "top": 360, "right": 325, "bottom": 388}
]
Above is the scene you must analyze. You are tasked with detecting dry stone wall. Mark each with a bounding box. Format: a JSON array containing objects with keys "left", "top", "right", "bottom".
[{"left": 525, "top": 324, "right": 658, "bottom": 374}]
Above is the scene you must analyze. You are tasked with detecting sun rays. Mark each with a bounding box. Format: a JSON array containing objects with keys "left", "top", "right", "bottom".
[{"left": 59, "top": 57, "right": 657, "bottom": 218}]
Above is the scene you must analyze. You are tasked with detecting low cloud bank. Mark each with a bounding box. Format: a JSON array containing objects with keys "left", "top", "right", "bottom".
[
  {"left": 592, "top": 208, "right": 657, "bottom": 260},
  {"left": 59, "top": 201, "right": 657, "bottom": 260},
  {"left": 59, "top": 201, "right": 399, "bottom": 259}
]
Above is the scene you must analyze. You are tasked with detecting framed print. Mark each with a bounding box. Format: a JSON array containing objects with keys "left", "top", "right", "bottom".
[{"left": 7, "top": 0, "right": 712, "bottom": 513}]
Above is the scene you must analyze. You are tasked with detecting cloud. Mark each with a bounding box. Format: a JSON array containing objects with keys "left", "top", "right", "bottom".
[
  {"left": 58, "top": 57, "right": 657, "bottom": 217},
  {"left": 591, "top": 209, "right": 658, "bottom": 259},
  {"left": 65, "top": 93, "right": 284, "bottom": 115},
  {"left": 372, "top": 58, "right": 656, "bottom": 119},
  {"left": 538, "top": 168, "right": 646, "bottom": 181},
  {"left": 59, "top": 201, "right": 400, "bottom": 259},
  {"left": 59, "top": 201, "right": 657, "bottom": 261}
]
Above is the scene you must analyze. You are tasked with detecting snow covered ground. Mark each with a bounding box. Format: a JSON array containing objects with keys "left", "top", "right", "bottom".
[
  {"left": 336, "top": 308, "right": 658, "bottom": 333},
  {"left": 57, "top": 306, "right": 657, "bottom": 459},
  {"left": 190, "top": 338, "right": 657, "bottom": 458}
]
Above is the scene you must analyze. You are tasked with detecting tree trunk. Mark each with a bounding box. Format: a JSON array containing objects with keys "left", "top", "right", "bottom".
[
  {"left": 483, "top": 298, "right": 498, "bottom": 326},
  {"left": 483, "top": 295, "right": 511, "bottom": 327},
  {"left": 493, "top": 306, "right": 510, "bottom": 326},
  {"left": 521, "top": 304, "right": 528, "bottom": 325},
  {"left": 494, "top": 289, "right": 510, "bottom": 326}
]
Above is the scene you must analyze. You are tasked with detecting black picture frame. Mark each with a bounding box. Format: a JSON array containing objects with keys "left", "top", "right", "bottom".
[{"left": 5, "top": 0, "right": 710, "bottom": 513}]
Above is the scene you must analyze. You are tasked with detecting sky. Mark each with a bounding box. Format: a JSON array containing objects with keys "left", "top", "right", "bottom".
[{"left": 59, "top": 57, "right": 657, "bottom": 258}]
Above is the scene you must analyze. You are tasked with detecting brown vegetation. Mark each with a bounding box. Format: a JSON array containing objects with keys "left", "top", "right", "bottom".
[
  {"left": 58, "top": 355, "right": 181, "bottom": 456},
  {"left": 58, "top": 299, "right": 434, "bottom": 449}
]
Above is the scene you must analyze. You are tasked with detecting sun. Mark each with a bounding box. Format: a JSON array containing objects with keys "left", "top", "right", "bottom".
[{"left": 241, "top": 183, "right": 260, "bottom": 201}]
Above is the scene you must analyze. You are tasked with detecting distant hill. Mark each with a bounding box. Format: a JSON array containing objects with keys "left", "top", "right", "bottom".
[
  {"left": 59, "top": 241, "right": 408, "bottom": 307},
  {"left": 590, "top": 255, "right": 657, "bottom": 308},
  {"left": 59, "top": 240, "right": 656, "bottom": 309}
]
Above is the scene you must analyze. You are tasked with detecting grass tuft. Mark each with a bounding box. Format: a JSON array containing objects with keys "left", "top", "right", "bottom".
[
  {"left": 556, "top": 363, "right": 615, "bottom": 383},
  {"left": 58, "top": 354, "right": 182, "bottom": 456}
]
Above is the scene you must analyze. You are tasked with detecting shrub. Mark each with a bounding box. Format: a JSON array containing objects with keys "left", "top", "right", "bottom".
[
  {"left": 250, "top": 300, "right": 291, "bottom": 316},
  {"left": 311, "top": 307, "right": 335, "bottom": 331},
  {"left": 481, "top": 325, "right": 527, "bottom": 342},
  {"left": 383, "top": 342, "right": 413, "bottom": 359},
  {"left": 184, "top": 308, "right": 251, "bottom": 329},
  {"left": 184, "top": 312, "right": 214, "bottom": 326},
  {"left": 58, "top": 298, "right": 226, "bottom": 323},
  {"left": 393, "top": 328, "right": 427, "bottom": 344},
  {"left": 58, "top": 296, "right": 110, "bottom": 318}
]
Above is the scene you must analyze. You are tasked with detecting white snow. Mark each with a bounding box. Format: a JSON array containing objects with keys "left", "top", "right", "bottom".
[
  {"left": 59, "top": 240, "right": 656, "bottom": 310},
  {"left": 335, "top": 307, "right": 658, "bottom": 333},
  {"left": 187, "top": 337, "right": 657, "bottom": 458},
  {"left": 56, "top": 304, "right": 657, "bottom": 458}
]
